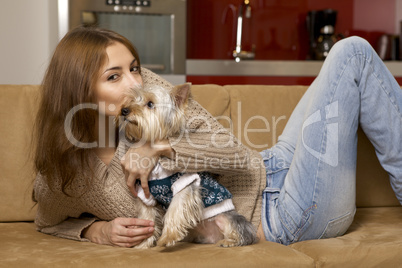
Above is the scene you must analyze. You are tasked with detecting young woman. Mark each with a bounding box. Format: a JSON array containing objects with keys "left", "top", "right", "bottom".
[
  {"left": 33, "top": 26, "right": 401, "bottom": 247},
  {"left": 33, "top": 26, "right": 263, "bottom": 248}
]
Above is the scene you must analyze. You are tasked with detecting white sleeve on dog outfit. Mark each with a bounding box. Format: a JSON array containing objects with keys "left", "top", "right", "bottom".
[
  {"left": 136, "top": 186, "right": 157, "bottom": 206},
  {"left": 202, "top": 199, "right": 235, "bottom": 220},
  {"left": 171, "top": 173, "right": 235, "bottom": 220},
  {"left": 136, "top": 163, "right": 170, "bottom": 206},
  {"left": 137, "top": 162, "right": 183, "bottom": 206},
  {"left": 171, "top": 173, "right": 201, "bottom": 195}
]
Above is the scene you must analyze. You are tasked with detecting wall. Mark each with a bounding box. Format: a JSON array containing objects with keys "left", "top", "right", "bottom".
[
  {"left": 354, "top": 0, "right": 395, "bottom": 33},
  {"left": 187, "top": 0, "right": 398, "bottom": 60},
  {"left": 351, "top": 0, "right": 396, "bottom": 46},
  {"left": 0, "top": 0, "right": 59, "bottom": 84}
]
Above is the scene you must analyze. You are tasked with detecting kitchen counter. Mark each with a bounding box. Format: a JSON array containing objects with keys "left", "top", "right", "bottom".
[{"left": 186, "top": 60, "right": 402, "bottom": 77}]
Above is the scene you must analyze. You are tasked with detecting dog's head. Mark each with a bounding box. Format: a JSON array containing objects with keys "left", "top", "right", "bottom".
[{"left": 117, "top": 83, "right": 191, "bottom": 142}]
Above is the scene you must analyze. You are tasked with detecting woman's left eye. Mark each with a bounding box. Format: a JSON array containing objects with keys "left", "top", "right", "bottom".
[
  {"left": 146, "top": 101, "right": 154, "bottom": 109},
  {"left": 131, "top": 66, "right": 140, "bottom": 73}
]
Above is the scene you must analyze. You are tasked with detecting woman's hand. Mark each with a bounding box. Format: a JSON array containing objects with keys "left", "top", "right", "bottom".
[
  {"left": 82, "top": 218, "right": 155, "bottom": 248},
  {"left": 121, "top": 140, "right": 175, "bottom": 198}
]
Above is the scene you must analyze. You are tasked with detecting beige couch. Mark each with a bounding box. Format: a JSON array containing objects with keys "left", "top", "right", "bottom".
[{"left": 1, "top": 84, "right": 401, "bottom": 267}]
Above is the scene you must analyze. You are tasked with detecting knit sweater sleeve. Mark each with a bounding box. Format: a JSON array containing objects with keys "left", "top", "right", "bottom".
[
  {"left": 37, "top": 216, "right": 97, "bottom": 242},
  {"left": 162, "top": 99, "right": 253, "bottom": 174},
  {"left": 33, "top": 174, "right": 96, "bottom": 242},
  {"left": 141, "top": 68, "right": 253, "bottom": 175}
]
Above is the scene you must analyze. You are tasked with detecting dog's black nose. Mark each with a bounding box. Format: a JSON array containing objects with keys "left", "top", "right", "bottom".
[{"left": 121, "top": 108, "right": 130, "bottom": 116}]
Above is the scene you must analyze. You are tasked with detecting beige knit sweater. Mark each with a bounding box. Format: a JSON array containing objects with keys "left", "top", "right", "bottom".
[{"left": 34, "top": 68, "right": 266, "bottom": 242}]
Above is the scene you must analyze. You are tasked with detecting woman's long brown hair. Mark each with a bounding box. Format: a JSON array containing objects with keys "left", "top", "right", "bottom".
[{"left": 34, "top": 26, "right": 141, "bottom": 196}]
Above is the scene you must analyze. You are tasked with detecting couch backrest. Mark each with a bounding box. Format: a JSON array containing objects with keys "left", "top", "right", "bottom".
[
  {"left": 0, "top": 84, "right": 399, "bottom": 223},
  {"left": 0, "top": 85, "right": 39, "bottom": 222},
  {"left": 193, "top": 84, "right": 399, "bottom": 208},
  {"left": 191, "top": 84, "right": 231, "bottom": 129},
  {"left": 225, "top": 85, "right": 307, "bottom": 150}
]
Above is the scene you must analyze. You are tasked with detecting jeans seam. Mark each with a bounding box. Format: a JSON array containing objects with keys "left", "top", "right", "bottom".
[
  {"left": 352, "top": 49, "right": 400, "bottom": 116},
  {"left": 370, "top": 62, "right": 401, "bottom": 116},
  {"left": 317, "top": 208, "right": 356, "bottom": 239}
]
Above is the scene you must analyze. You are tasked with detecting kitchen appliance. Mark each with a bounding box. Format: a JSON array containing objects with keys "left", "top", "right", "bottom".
[
  {"left": 306, "top": 9, "right": 337, "bottom": 60},
  {"left": 376, "top": 34, "right": 400, "bottom": 61},
  {"left": 232, "top": 0, "right": 255, "bottom": 62},
  {"left": 63, "top": 0, "right": 186, "bottom": 83}
]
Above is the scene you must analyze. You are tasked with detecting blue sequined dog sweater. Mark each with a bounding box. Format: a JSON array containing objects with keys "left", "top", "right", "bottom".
[{"left": 148, "top": 172, "right": 232, "bottom": 210}]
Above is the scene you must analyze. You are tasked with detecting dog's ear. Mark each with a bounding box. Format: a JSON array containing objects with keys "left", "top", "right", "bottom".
[{"left": 172, "top": 83, "right": 191, "bottom": 108}]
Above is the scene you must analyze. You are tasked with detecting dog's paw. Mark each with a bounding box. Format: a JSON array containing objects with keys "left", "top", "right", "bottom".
[
  {"left": 157, "top": 236, "right": 177, "bottom": 247},
  {"left": 135, "top": 235, "right": 158, "bottom": 249},
  {"left": 216, "top": 238, "right": 239, "bottom": 248},
  {"left": 157, "top": 230, "right": 183, "bottom": 247},
  {"left": 215, "top": 211, "right": 258, "bottom": 247}
]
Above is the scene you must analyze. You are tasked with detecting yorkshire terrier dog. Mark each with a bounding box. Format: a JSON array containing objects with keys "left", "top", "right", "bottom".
[{"left": 118, "top": 83, "right": 257, "bottom": 248}]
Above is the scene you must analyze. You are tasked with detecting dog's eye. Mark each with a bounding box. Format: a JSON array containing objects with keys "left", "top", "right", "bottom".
[
  {"left": 121, "top": 107, "right": 130, "bottom": 116},
  {"left": 146, "top": 101, "right": 154, "bottom": 109}
]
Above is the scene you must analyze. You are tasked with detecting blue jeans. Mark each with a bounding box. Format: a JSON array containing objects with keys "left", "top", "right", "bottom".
[{"left": 260, "top": 36, "right": 402, "bottom": 245}]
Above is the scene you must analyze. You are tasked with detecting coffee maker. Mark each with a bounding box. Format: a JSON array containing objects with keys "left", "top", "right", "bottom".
[{"left": 306, "top": 9, "right": 338, "bottom": 60}]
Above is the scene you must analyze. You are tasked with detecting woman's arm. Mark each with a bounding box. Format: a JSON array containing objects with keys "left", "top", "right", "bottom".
[
  {"left": 34, "top": 173, "right": 155, "bottom": 246},
  {"left": 162, "top": 98, "right": 253, "bottom": 174},
  {"left": 121, "top": 140, "right": 174, "bottom": 197},
  {"left": 140, "top": 68, "right": 253, "bottom": 175},
  {"left": 33, "top": 174, "right": 96, "bottom": 241},
  {"left": 37, "top": 213, "right": 155, "bottom": 247}
]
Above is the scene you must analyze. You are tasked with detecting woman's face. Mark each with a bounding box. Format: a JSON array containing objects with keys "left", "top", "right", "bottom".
[{"left": 94, "top": 42, "right": 143, "bottom": 117}]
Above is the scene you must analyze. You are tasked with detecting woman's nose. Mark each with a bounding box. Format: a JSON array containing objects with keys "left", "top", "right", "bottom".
[{"left": 126, "top": 73, "right": 143, "bottom": 88}]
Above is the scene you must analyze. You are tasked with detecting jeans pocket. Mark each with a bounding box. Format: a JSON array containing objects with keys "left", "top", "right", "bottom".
[{"left": 319, "top": 210, "right": 356, "bottom": 239}]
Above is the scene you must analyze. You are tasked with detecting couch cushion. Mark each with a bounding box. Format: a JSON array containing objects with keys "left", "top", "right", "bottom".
[
  {"left": 289, "top": 207, "right": 402, "bottom": 266},
  {"left": 0, "top": 222, "right": 315, "bottom": 267},
  {"left": 0, "top": 85, "right": 39, "bottom": 221}
]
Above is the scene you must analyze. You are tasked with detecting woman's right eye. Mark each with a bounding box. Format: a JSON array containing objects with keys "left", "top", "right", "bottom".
[{"left": 107, "top": 74, "right": 119, "bottom": 81}]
